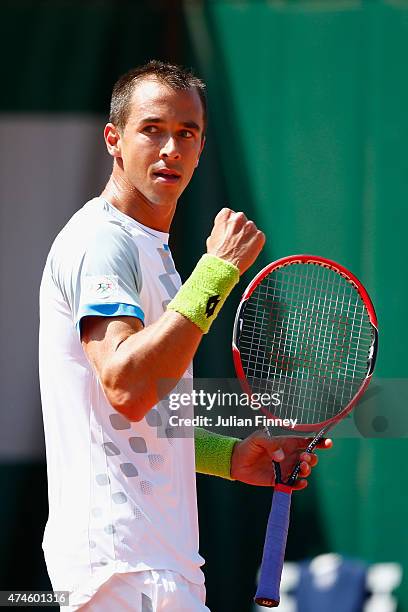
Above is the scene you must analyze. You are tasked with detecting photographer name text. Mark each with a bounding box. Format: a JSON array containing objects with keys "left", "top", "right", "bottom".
[{"left": 168, "top": 415, "right": 298, "bottom": 429}]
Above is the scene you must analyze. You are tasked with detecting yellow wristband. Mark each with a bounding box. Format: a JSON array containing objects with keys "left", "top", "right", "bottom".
[
  {"left": 167, "top": 254, "right": 240, "bottom": 333},
  {"left": 194, "top": 427, "right": 240, "bottom": 480}
]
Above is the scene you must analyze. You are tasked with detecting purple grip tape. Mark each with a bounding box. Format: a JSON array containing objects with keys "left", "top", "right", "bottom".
[{"left": 254, "top": 488, "right": 292, "bottom": 607}]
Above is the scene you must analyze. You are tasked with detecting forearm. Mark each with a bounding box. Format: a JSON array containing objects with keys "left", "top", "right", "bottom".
[
  {"left": 195, "top": 427, "right": 240, "bottom": 480},
  {"left": 102, "top": 310, "right": 202, "bottom": 420}
]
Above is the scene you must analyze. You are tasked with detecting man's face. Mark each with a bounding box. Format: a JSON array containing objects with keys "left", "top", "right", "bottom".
[{"left": 115, "top": 77, "right": 205, "bottom": 207}]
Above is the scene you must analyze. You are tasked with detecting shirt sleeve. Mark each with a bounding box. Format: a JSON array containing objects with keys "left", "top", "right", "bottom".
[{"left": 72, "top": 221, "right": 145, "bottom": 334}]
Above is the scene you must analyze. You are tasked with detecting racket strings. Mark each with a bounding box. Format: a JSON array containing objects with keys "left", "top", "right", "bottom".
[
  {"left": 241, "top": 295, "right": 368, "bottom": 378},
  {"left": 239, "top": 263, "right": 373, "bottom": 425}
]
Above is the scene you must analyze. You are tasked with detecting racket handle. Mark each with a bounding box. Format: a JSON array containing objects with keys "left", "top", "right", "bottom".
[{"left": 254, "top": 485, "right": 292, "bottom": 608}]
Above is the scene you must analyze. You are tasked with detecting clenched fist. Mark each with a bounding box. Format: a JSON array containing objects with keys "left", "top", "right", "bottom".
[{"left": 206, "top": 208, "right": 265, "bottom": 275}]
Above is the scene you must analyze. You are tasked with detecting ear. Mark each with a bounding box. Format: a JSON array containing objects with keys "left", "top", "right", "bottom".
[
  {"left": 196, "top": 135, "right": 206, "bottom": 167},
  {"left": 104, "top": 123, "right": 122, "bottom": 158}
]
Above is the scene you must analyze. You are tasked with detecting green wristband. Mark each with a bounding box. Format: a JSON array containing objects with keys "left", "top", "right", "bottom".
[
  {"left": 194, "top": 427, "right": 240, "bottom": 480},
  {"left": 167, "top": 254, "right": 240, "bottom": 333}
]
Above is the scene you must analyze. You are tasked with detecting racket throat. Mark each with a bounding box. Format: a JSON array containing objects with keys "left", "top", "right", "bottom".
[{"left": 275, "top": 426, "right": 329, "bottom": 487}]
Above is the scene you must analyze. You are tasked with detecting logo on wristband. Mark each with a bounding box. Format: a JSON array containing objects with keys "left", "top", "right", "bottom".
[{"left": 206, "top": 295, "right": 220, "bottom": 318}]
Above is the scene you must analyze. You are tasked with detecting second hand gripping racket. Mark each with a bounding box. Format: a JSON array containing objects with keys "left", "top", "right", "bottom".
[{"left": 232, "top": 255, "right": 378, "bottom": 608}]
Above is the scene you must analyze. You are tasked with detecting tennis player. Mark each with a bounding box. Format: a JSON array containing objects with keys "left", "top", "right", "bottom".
[{"left": 39, "top": 61, "right": 330, "bottom": 611}]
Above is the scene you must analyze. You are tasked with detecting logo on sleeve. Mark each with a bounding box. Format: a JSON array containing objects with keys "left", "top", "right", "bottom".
[
  {"left": 84, "top": 275, "right": 119, "bottom": 300},
  {"left": 205, "top": 295, "right": 220, "bottom": 318}
]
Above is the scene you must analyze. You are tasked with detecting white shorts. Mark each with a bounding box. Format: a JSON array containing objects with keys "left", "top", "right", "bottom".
[{"left": 78, "top": 570, "right": 210, "bottom": 611}]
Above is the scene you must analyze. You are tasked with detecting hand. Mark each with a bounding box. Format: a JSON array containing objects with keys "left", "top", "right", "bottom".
[
  {"left": 230, "top": 430, "right": 333, "bottom": 489},
  {"left": 206, "top": 208, "right": 265, "bottom": 275}
]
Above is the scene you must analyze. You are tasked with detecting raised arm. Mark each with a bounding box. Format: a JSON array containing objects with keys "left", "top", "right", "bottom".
[{"left": 81, "top": 208, "right": 265, "bottom": 421}]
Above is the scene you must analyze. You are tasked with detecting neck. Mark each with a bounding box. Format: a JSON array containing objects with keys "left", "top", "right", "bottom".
[{"left": 101, "top": 166, "right": 176, "bottom": 232}]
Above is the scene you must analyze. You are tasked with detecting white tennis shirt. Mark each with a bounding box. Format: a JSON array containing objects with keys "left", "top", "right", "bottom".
[{"left": 39, "top": 197, "right": 204, "bottom": 609}]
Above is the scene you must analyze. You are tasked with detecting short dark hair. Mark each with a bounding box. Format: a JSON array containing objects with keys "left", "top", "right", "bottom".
[{"left": 109, "top": 60, "right": 207, "bottom": 135}]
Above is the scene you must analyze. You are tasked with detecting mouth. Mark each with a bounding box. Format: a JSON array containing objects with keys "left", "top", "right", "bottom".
[{"left": 152, "top": 167, "right": 182, "bottom": 184}]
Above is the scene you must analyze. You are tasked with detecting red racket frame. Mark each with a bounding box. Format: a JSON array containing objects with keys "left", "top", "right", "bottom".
[{"left": 232, "top": 254, "right": 378, "bottom": 432}]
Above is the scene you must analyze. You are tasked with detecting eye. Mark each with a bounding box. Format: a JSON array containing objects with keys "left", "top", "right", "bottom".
[
  {"left": 179, "top": 129, "right": 194, "bottom": 139},
  {"left": 143, "top": 125, "right": 160, "bottom": 134}
]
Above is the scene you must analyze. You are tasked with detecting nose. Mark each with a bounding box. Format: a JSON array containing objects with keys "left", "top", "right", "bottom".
[{"left": 159, "top": 135, "right": 181, "bottom": 160}]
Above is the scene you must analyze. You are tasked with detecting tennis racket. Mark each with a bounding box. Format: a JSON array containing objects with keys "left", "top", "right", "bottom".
[{"left": 232, "top": 255, "right": 378, "bottom": 608}]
